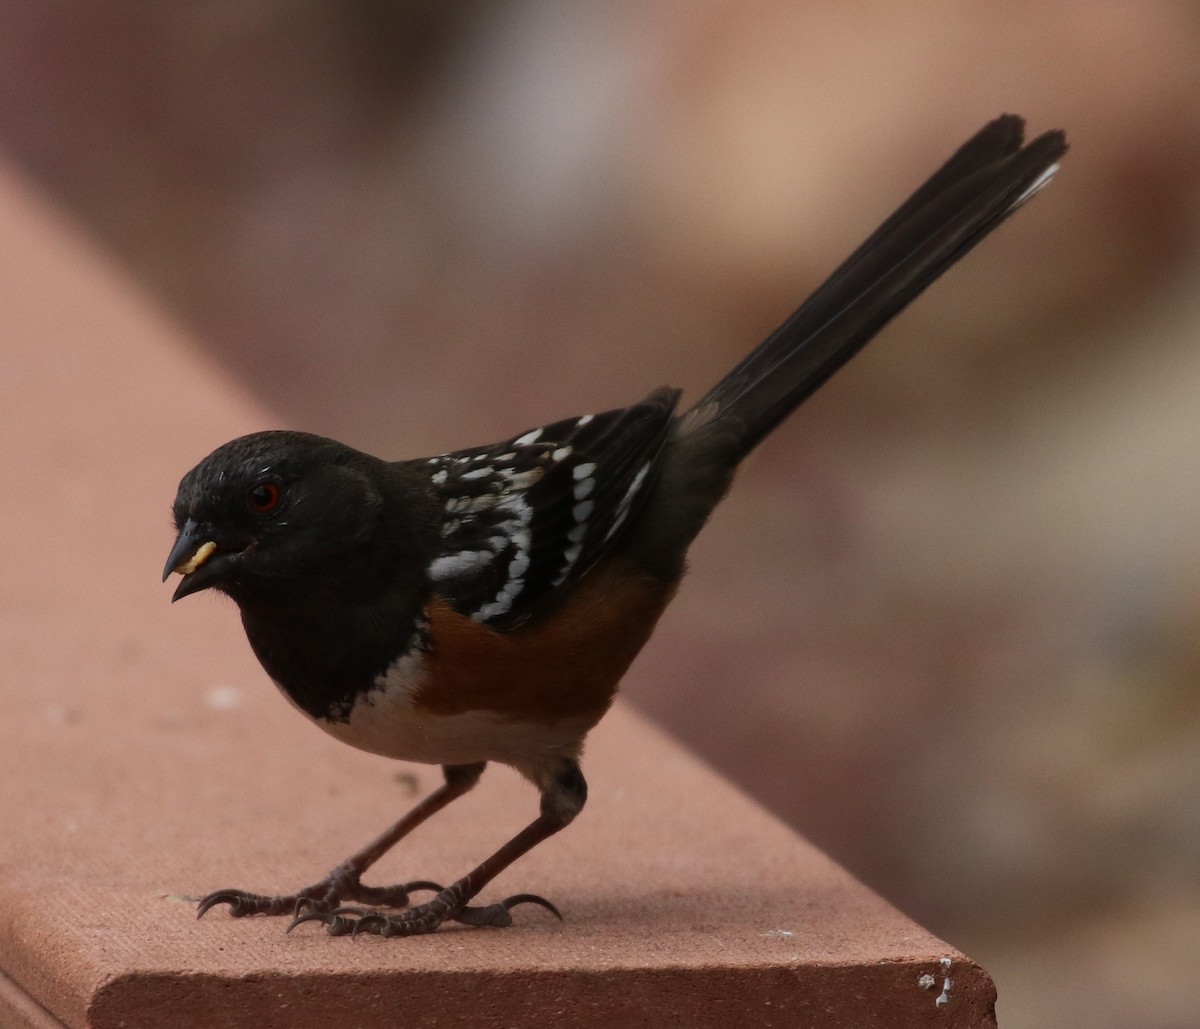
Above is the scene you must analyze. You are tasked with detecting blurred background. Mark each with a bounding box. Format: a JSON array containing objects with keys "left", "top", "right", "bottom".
[{"left": 1, "top": 3, "right": 1197, "bottom": 1026}]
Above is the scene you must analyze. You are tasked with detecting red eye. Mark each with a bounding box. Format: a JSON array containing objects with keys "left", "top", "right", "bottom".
[{"left": 247, "top": 481, "right": 282, "bottom": 513}]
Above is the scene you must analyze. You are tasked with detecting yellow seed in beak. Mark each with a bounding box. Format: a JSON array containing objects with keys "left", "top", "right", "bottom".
[{"left": 177, "top": 540, "right": 217, "bottom": 575}]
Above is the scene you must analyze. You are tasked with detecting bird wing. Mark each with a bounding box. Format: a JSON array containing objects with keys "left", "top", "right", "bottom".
[{"left": 416, "top": 388, "right": 679, "bottom": 630}]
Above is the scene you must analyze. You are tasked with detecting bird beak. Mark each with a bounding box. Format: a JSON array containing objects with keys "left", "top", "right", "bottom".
[{"left": 163, "top": 518, "right": 240, "bottom": 601}]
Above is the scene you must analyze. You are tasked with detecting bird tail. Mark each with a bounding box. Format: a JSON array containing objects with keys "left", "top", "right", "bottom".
[
  {"left": 629, "top": 116, "right": 1066, "bottom": 576},
  {"left": 685, "top": 115, "right": 1066, "bottom": 456}
]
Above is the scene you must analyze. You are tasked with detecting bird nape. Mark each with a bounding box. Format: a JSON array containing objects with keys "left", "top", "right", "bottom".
[{"left": 164, "top": 115, "right": 1067, "bottom": 938}]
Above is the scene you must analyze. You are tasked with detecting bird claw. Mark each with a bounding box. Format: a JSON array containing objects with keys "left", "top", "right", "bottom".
[
  {"left": 350, "top": 913, "right": 390, "bottom": 938},
  {"left": 453, "top": 893, "right": 563, "bottom": 927},
  {"left": 196, "top": 877, "right": 444, "bottom": 922},
  {"left": 287, "top": 891, "right": 563, "bottom": 937},
  {"left": 196, "top": 875, "right": 559, "bottom": 937},
  {"left": 286, "top": 905, "right": 370, "bottom": 936},
  {"left": 197, "top": 888, "right": 299, "bottom": 920},
  {"left": 287, "top": 901, "right": 444, "bottom": 938},
  {"left": 285, "top": 909, "right": 333, "bottom": 934}
]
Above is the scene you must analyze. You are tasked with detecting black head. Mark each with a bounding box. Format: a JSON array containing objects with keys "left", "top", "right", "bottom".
[{"left": 163, "top": 430, "right": 390, "bottom": 604}]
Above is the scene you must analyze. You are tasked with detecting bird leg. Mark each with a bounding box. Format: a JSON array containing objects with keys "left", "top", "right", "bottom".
[
  {"left": 291, "top": 759, "right": 585, "bottom": 937},
  {"left": 196, "top": 761, "right": 485, "bottom": 920}
]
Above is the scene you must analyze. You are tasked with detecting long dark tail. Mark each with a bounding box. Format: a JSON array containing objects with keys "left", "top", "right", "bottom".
[
  {"left": 630, "top": 116, "right": 1066, "bottom": 577},
  {"left": 688, "top": 114, "right": 1066, "bottom": 456}
]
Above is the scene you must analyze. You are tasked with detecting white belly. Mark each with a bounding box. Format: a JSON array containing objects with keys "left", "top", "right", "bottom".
[{"left": 278, "top": 650, "right": 589, "bottom": 775}]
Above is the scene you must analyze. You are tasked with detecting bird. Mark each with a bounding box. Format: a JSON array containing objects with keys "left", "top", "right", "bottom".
[{"left": 164, "top": 115, "right": 1066, "bottom": 938}]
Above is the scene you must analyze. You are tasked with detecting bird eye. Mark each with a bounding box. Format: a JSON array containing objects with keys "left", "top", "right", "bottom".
[{"left": 246, "top": 481, "right": 282, "bottom": 514}]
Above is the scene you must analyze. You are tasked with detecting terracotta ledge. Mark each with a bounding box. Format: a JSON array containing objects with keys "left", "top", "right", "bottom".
[{"left": 0, "top": 159, "right": 995, "bottom": 1028}]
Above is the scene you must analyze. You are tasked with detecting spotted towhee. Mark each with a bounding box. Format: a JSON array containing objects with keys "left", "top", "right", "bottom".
[{"left": 164, "top": 116, "right": 1065, "bottom": 938}]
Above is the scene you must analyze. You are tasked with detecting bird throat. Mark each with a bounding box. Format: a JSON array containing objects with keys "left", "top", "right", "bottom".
[{"left": 238, "top": 587, "right": 430, "bottom": 723}]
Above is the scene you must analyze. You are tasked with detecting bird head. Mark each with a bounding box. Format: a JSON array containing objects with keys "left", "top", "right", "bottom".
[{"left": 163, "top": 430, "right": 388, "bottom": 604}]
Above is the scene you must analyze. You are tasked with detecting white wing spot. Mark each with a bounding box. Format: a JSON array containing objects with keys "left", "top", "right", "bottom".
[
  {"left": 477, "top": 581, "right": 522, "bottom": 621},
  {"left": 460, "top": 466, "right": 495, "bottom": 481},
  {"left": 573, "top": 477, "right": 594, "bottom": 501},
  {"left": 465, "top": 501, "right": 534, "bottom": 621},
  {"left": 513, "top": 428, "right": 543, "bottom": 446},
  {"left": 572, "top": 499, "right": 594, "bottom": 523},
  {"left": 429, "top": 550, "right": 494, "bottom": 580},
  {"left": 604, "top": 461, "right": 652, "bottom": 541},
  {"left": 551, "top": 446, "right": 573, "bottom": 462},
  {"left": 622, "top": 463, "right": 651, "bottom": 504},
  {"left": 553, "top": 522, "right": 587, "bottom": 586},
  {"left": 572, "top": 462, "right": 596, "bottom": 480},
  {"left": 606, "top": 508, "right": 631, "bottom": 540},
  {"left": 497, "top": 494, "right": 535, "bottom": 525}
]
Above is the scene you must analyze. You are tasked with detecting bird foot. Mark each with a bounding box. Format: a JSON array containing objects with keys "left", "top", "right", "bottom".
[
  {"left": 196, "top": 869, "right": 444, "bottom": 920},
  {"left": 288, "top": 890, "right": 562, "bottom": 937}
]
